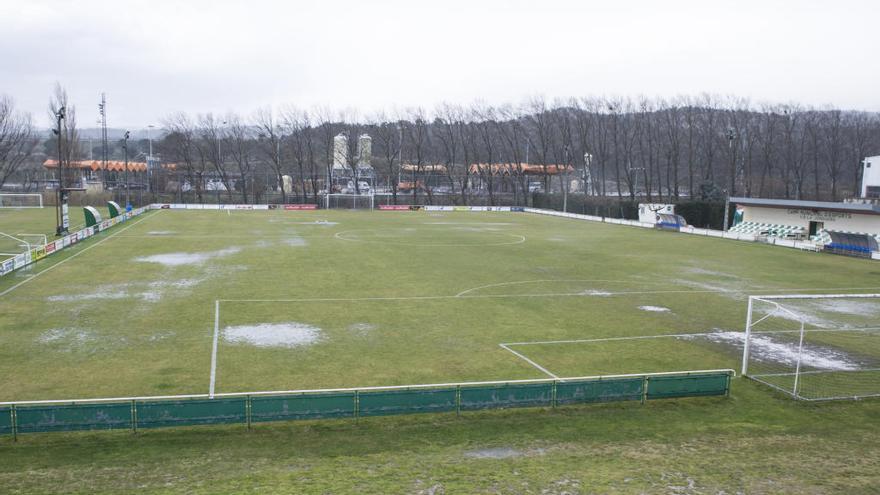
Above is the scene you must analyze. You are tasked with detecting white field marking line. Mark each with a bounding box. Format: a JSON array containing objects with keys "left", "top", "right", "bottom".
[
  {"left": 502, "top": 331, "right": 719, "bottom": 347},
  {"left": 502, "top": 326, "right": 880, "bottom": 347},
  {"left": 0, "top": 211, "right": 159, "bottom": 298},
  {"left": 0, "top": 369, "right": 735, "bottom": 406},
  {"left": 455, "top": 278, "right": 671, "bottom": 297},
  {"left": 209, "top": 300, "right": 220, "bottom": 398},
  {"left": 498, "top": 343, "right": 560, "bottom": 379},
  {"left": 333, "top": 229, "right": 526, "bottom": 247},
  {"left": 217, "top": 286, "right": 880, "bottom": 305}
]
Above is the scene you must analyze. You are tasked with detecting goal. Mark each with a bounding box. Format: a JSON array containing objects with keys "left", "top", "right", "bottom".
[
  {"left": 741, "top": 293, "right": 880, "bottom": 401},
  {"left": 0, "top": 193, "right": 43, "bottom": 208},
  {"left": 324, "top": 193, "right": 374, "bottom": 210}
]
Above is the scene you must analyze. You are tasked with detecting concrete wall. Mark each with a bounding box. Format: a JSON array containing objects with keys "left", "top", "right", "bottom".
[{"left": 742, "top": 205, "right": 880, "bottom": 234}]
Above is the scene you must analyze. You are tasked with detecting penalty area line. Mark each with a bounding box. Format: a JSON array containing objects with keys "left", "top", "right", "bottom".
[{"left": 499, "top": 343, "right": 559, "bottom": 379}]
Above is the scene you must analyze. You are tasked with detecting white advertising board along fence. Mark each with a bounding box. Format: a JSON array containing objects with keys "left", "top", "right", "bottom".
[{"left": 0, "top": 206, "right": 150, "bottom": 278}]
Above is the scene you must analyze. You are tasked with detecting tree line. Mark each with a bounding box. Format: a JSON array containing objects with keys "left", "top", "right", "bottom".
[{"left": 3, "top": 92, "right": 880, "bottom": 205}]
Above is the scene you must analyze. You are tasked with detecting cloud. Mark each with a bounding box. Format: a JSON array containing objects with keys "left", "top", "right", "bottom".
[{"left": 1, "top": 0, "right": 877, "bottom": 128}]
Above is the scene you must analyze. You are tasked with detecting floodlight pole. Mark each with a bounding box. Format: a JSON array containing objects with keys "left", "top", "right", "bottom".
[
  {"left": 147, "top": 124, "right": 155, "bottom": 194},
  {"left": 54, "top": 106, "right": 68, "bottom": 236},
  {"left": 123, "top": 131, "right": 130, "bottom": 208},
  {"left": 723, "top": 194, "right": 730, "bottom": 231}
]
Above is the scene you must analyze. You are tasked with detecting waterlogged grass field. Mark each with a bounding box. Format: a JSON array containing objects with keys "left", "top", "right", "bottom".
[{"left": 0, "top": 208, "right": 879, "bottom": 493}]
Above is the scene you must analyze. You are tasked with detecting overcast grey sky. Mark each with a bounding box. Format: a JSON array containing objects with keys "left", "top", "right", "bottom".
[{"left": 1, "top": 0, "right": 877, "bottom": 128}]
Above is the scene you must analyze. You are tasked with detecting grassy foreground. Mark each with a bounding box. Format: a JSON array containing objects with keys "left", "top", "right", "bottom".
[
  {"left": 0, "top": 208, "right": 879, "bottom": 493},
  {"left": 1, "top": 381, "right": 878, "bottom": 494}
]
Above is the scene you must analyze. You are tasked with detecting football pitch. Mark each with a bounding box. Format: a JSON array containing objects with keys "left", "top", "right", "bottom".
[{"left": 1, "top": 208, "right": 879, "bottom": 493}]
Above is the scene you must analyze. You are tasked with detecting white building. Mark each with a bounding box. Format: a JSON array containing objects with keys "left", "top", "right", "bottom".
[
  {"left": 357, "top": 134, "right": 372, "bottom": 169},
  {"left": 729, "top": 197, "right": 880, "bottom": 257},
  {"left": 731, "top": 197, "right": 880, "bottom": 237},
  {"left": 332, "top": 133, "right": 348, "bottom": 170},
  {"left": 861, "top": 155, "right": 880, "bottom": 199}
]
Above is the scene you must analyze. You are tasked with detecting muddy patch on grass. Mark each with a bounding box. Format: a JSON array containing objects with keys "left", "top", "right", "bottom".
[
  {"left": 147, "top": 331, "right": 176, "bottom": 342},
  {"left": 48, "top": 277, "right": 208, "bottom": 304},
  {"left": 347, "top": 322, "right": 377, "bottom": 336},
  {"left": 223, "top": 322, "right": 322, "bottom": 348},
  {"left": 464, "top": 447, "right": 522, "bottom": 459},
  {"left": 283, "top": 237, "right": 307, "bottom": 247},
  {"left": 639, "top": 305, "right": 671, "bottom": 313},
  {"left": 35, "top": 327, "right": 120, "bottom": 353},
  {"left": 686, "top": 330, "right": 861, "bottom": 370},
  {"left": 580, "top": 289, "right": 612, "bottom": 296},
  {"left": 48, "top": 285, "right": 129, "bottom": 302},
  {"left": 38, "top": 328, "right": 94, "bottom": 345},
  {"left": 684, "top": 266, "right": 741, "bottom": 280},
  {"left": 134, "top": 247, "right": 241, "bottom": 266}
]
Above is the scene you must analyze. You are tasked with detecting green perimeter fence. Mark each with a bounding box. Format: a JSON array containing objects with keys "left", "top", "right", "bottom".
[{"left": 0, "top": 370, "right": 732, "bottom": 440}]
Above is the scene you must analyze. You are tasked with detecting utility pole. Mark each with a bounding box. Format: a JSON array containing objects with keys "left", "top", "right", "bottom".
[
  {"left": 98, "top": 93, "right": 108, "bottom": 187},
  {"left": 53, "top": 106, "right": 69, "bottom": 236},
  {"left": 123, "top": 131, "right": 130, "bottom": 208},
  {"left": 147, "top": 124, "right": 155, "bottom": 194},
  {"left": 723, "top": 127, "right": 736, "bottom": 231},
  {"left": 629, "top": 164, "right": 646, "bottom": 200},
  {"left": 562, "top": 145, "right": 571, "bottom": 213}
]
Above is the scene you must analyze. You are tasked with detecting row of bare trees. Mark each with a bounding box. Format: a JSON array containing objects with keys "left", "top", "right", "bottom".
[
  {"left": 157, "top": 96, "right": 880, "bottom": 205},
  {"left": 3, "top": 92, "right": 879, "bottom": 205}
]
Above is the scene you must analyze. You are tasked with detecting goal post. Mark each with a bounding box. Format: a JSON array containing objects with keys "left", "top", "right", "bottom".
[
  {"left": 0, "top": 193, "right": 43, "bottom": 208},
  {"left": 323, "top": 193, "right": 374, "bottom": 210},
  {"left": 741, "top": 293, "right": 880, "bottom": 401}
]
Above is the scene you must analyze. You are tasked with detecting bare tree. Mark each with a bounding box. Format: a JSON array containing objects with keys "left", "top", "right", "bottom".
[
  {"left": 47, "top": 83, "right": 80, "bottom": 190},
  {"left": 282, "top": 106, "right": 317, "bottom": 202},
  {"left": 226, "top": 114, "right": 254, "bottom": 203},
  {"left": 253, "top": 107, "right": 287, "bottom": 202},
  {"left": 0, "top": 96, "right": 38, "bottom": 189},
  {"left": 161, "top": 113, "right": 204, "bottom": 203},
  {"left": 197, "top": 113, "right": 233, "bottom": 200},
  {"left": 371, "top": 111, "right": 402, "bottom": 204}
]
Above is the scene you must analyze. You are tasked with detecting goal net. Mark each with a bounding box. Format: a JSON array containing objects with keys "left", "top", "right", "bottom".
[
  {"left": 741, "top": 294, "right": 880, "bottom": 401},
  {"left": 0, "top": 193, "right": 43, "bottom": 208},
  {"left": 0, "top": 232, "right": 46, "bottom": 257},
  {"left": 324, "top": 193, "right": 374, "bottom": 210}
]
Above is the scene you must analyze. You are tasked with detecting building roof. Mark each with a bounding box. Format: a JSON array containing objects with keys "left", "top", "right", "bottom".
[
  {"left": 43, "top": 159, "right": 176, "bottom": 172},
  {"left": 468, "top": 163, "right": 575, "bottom": 176},
  {"left": 400, "top": 164, "right": 448, "bottom": 173},
  {"left": 730, "top": 197, "right": 880, "bottom": 216}
]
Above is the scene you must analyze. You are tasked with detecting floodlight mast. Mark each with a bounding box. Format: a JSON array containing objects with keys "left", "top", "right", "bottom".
[
  {"left": 54, "top": 106, "right": 68, "bottom": 236},
  {"left": 123, "top": 131, "right": 131, "bottom": 208}
]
